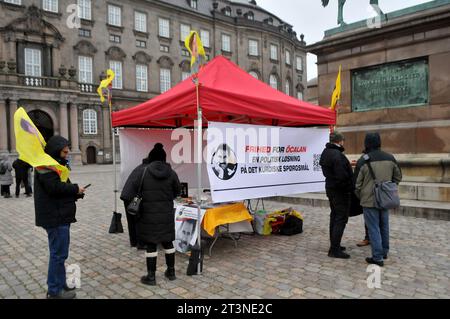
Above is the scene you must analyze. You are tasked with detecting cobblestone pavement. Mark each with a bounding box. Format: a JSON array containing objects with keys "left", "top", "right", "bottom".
[{"left": 0, "top": 165, "right": 449, "bottom": 299}]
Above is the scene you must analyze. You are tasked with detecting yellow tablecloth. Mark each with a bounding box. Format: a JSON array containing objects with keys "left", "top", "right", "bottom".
[{"left": 202, "top": 203, "right": 253, "bottom": 236}]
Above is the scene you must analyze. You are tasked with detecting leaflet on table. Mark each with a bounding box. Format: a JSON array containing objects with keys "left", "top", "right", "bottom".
[{"left": 174, "top": 205, "right": 207, "bottom": 253}]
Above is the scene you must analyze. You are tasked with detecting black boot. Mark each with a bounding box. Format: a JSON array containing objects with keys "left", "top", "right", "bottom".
[
  {"left": 164, "top": 253, "right": 176, "bottom": 281},
  {"left": 141, "top": 256, "right": 157, "bottom": 286}
]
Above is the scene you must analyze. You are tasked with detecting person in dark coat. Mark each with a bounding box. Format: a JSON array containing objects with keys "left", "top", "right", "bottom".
[
  {"left": 0, "top": 154, "right": 14, "bottom": 198},
  {"left": 319, "top": 131, "right": 353, "bottom": 259},
  {"left": 12, "top": 158, "right": 32, "bottom": 197},
  {"left": 122, "top": 143, "right": 181, "bottom": 286},
  {"left": 34, "top": 136, "right": 85, "bottom": 299}
]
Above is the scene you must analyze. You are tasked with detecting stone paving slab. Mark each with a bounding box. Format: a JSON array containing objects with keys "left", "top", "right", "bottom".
[{"left": 0, "top": 165, "right": 449, "bottom": 299}]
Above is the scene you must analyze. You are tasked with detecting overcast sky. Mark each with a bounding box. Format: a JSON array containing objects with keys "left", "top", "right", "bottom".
[{"left": 257, "top": 0, "right": 433, "bottom": 80}]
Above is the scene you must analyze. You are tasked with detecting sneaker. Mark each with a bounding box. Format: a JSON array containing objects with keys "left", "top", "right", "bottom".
[
  {"left": 366, "top": 257, "right": 384, "bottom": 267},
  {"left": 357, "top": 239, "right": 370, "bottom": 247},
  {"left": 328, "top": 250, "right": 350, "bottom": 259},
  {"left": 46, "top": 290, "right": 76, "bottom": 299},
  {"left": 141, "top": 273, "right": 156, "bottom": 286}
]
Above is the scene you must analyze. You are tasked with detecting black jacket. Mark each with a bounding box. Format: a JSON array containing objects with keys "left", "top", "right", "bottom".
[
  {"left": 319, "top": 143, "right": 354, "bottom": 192},
  {"left": 13, "top": 159, "right": 32, "bottom": 178},
  {"left": 34, "top": 136, "right": 79, "bottom": 228},
  {"left": 122, "top": 161, "right": 181, "bottom": 244}
]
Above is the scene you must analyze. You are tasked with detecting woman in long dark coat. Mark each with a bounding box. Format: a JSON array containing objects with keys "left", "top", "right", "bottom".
[{"left": 121, "top": 143, "right": 181, "bottom": 285}]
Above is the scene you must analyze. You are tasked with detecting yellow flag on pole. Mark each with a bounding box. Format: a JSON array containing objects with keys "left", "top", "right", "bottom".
[
  {"left": 330, "top": 65, "right": 342, "bottom": 111},
  {"left": 97, "top": 69, "right": 115, "bottom": 103},
  {"left": 184, "top": 31, "right": 206, "bottom": 72},
  {"left": 14, "top": 107, "right": 69, "bottom": 182}
]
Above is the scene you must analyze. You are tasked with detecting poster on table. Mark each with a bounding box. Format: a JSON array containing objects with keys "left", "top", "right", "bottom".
[
  {"left": 174, "top": 205, "right": 206, "bottom": 253},
  {"left": 206, "top": 122, "right": 329, "bottom": 203}
]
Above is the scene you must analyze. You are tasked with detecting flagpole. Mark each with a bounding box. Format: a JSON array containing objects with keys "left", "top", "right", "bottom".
[
  {"left": 195, "top": 75, "right": 203, "bottom": 275},
  {"left": 109, "top": 86, "right": 118, "bottom": 223}
]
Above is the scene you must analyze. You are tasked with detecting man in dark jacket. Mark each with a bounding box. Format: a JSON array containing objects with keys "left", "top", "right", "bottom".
[
  {"left": 34, "top": 136, "right": 85, "bottom": 299},
  {"left": 122, "top": 143, "right": 181, "bottom": 286},
  {"left": 13, "top": 158, "right": 32, "bottom": 197},
  {"left": 319, "top": 131, "right": 353, "bottom": 259},
  {"left": 355, "top": 133, "right": 402, "bottom": 267}
]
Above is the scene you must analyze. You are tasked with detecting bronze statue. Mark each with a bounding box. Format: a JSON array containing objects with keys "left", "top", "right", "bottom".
[{"left": 322, "top": 0, "right": 381, "bottom": 27}]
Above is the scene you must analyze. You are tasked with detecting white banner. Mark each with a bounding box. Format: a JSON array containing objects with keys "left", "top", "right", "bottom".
[
  {"left": 206, "top": 122, "right": 328, "bottom": 203},
  {"left": 174, "top": 205, "right": 206, "bottom": 253},
  {"left": 118, "top": 128, "right": 209, "bottom": 191}
]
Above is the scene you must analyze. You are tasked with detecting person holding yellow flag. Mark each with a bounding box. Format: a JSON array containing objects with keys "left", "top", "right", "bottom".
[{"left": 14, "top": 107, "right": 85, "bottom": 299}]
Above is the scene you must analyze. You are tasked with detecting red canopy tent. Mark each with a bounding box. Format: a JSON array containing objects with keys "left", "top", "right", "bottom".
[{"left": 112, "top": 55, "right": 335, "bottom": 128}]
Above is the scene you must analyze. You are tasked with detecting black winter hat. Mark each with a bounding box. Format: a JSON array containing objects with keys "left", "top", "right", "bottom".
[
  {"left": 148, "top": 143, "right": 167, "bottom": 163},
  {"left": 364, "top": 133, "right": 381, "bottom": 152},
  {"left": 45, "top": 136, "right": 70, "bottom": 161}
]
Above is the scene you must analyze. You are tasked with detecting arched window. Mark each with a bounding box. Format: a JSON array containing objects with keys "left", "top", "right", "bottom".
[
  {"left": 249, "top": 71, "right": 259, "bottom": 80},
  {"left": 83, "top": 109, "right": 97, "bottom": 135},
  {"left": 269, "top": 74, "right": 278, "bottom": 90},
  {"left": 285, "top": 79, "right": 291, "bottom": 96},
  {"left": 247, "top": 12, "right": 254, "bottom": 20}
]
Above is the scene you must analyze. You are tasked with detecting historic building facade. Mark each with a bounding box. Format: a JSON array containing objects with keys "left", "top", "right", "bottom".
[
  {"left": 0, "top": 0, "right": 307, "bottom": 164},
  {"left": 308, "top": 1, "right": 450, "bottom": 202}
]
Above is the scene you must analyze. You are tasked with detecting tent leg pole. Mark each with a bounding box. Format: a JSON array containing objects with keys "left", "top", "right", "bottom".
[
  {"left": 196, "top": 80, "right": 203, "bottom": 275},
  {"left": 112, "top": 127, "right": 117, "bottom": 214}
]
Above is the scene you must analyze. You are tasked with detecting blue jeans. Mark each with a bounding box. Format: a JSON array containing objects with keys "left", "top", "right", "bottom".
[
  {"left": 363, "top": 208, "right": 389, "bottom": 262},
  {"left": 45, "top": 224, "right": 70, "bottom": 295}
]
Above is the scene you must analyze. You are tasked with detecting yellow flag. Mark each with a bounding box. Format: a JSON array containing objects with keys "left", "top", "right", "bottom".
[
  {"left": 184, "top": 31, "right": 206, "bottom": 70},
  {"left": 97, "top": 69, "right": 115, "bottom": 103},
  {"left": 330, "top": 65, "right": 342, "bottom": 111},
  {"left": 14, "top": 107, "right": 69, "bottom": 182}
]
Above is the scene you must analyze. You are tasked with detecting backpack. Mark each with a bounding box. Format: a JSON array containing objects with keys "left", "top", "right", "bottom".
[{"left": 0, "top": 163, "right": 7, "bottom": 175}]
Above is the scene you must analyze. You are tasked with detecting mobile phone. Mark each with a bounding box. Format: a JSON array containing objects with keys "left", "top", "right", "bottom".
[{"left": 84, "top": 184, "right": 91, "bottom": 189}]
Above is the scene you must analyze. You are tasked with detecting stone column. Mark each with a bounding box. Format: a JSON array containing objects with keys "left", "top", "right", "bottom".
[
  {"left": 59, "top": 102, "right": 69, "bottom": 139},
  {"left": 69, "top": 103, "right": 79, "bottom": 152},
  {"left": 0, "top": 99, "right": 8, "bottom": 152},
  {"left": 9, "top": 99, "right": 17, "bottom": 152}
]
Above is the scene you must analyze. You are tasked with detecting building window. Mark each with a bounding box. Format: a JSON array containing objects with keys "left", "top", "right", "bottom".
[
  {"left": 79, "top": 28, "right": 91, "bottom": 37},
  {"left": 182, "top": 72, "right": 191, "bottom": 81},
  {"left": 136, "top": 40, "right": 147, "bottom": 48},
  {"left": 200, "top": 30, "right": 210, "bottom": 48},
  {"left": 109, "top": 61, "right": 122, "bottom": 89},
  {"left": 180, "top": 24, "right": 191, "bottom": 41},
  {"left": 135, "top": 11, "right": 147, "bottom": 33},
  {"left": 24, "top": 48, "right": 42, "bottom": 77},
  {"left": 190, "top": 0, "right": 198, "bottom": 9},
  {"left": 249, "top": 71, "right": 259, "bottom": 80},
  {"left": 160, "top": 45, "right": 169, "bottom": 53},
  {"left": 286, "top": 50, "right": 291, "bottom": 65},
  {"left": 270, "top": 44, "right": 278, "bottom": 61},
  {"left": 297, "top": 91, "right": 304, "bottom": 100},
  {"left": 269, "top": 74, "right": 278, "bottom": 90},
  {"left": 181, "top": 48, "right": 190, "bottom": 57},
  {"left": 136, "top": 64, "right": 148, "bottom": 92},
  {"left": 285, "top": 79, "right": 291, "bottom": 96},
  {"left": 222, "top": 34, "right": 231, "bottom": 52},
  {"left": 4, "top": 0, "right": 22, "bottom": 5},
  {"left": 296, "top": 56, "right": 303, "bottom": 71},
  {"left": 78, "top": 56, "right": 93, "bottom": 84},
  {"left": 83, "top": 109, "right": 97, "bottom": 135},
  {"left": 77, "top": 0, "right": 91, "bottom": 20},
  {"left": 43, "top": 0, "right": 58, "bottom": 13},
  {"left": 160, "top": 68, "right": 171, "bottom": 93},
  {"left": 247, "top": 12, "right": 254, "bottom": 20},
  {"left": 108, "top": 5, "right": 121, "bottom": 27},
  {"left": 248, "top": 40, "right": 259, "bottom": 56},
  {"left": 109, "top": 35, "right": 121, "bottom": 43},
  {"left": 224, "top": 7, "right": 231, "bottom": 16},
  {"left": 159, "top": 18, "right": 170, "bottom": 38}
]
